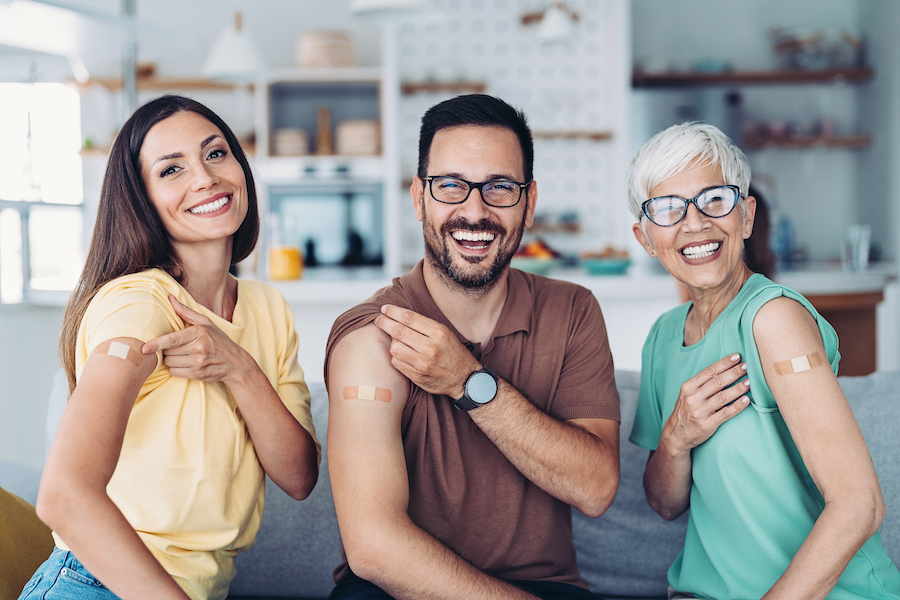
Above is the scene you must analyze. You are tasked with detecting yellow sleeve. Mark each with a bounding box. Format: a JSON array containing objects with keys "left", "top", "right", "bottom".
[{"left": 78, "top": 275, "right": 182, "bottom": 387}]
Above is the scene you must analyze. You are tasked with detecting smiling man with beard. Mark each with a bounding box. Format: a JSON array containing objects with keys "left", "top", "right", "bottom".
[{"left": 324, "top": 94, "right": 621, "bottom": 600}]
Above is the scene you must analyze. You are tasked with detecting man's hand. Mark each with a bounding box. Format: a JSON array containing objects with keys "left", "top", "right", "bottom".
[{"left": 374, "top": 304, "right": 481, "bottom": 399}]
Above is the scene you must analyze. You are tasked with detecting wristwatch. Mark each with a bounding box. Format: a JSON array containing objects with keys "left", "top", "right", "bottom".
[{"left": 453, "top": 366, "right": 499, "bottom": 411}]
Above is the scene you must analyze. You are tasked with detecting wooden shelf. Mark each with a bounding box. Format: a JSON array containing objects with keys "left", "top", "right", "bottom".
[
  {"left": 401, "top": 81, "right": 487, "bottom": 95},
  {"left": 632, "top": 66, "right": 873, "bottom": 88},
  {"left": 532, "top": 130, "right": 613, "bottom": 141},
  {"left": 744, "top": 133, "right": 871, "bottom": 150},
  {"left": 78, "top": 77, "right": 248, "bottom": 91}
]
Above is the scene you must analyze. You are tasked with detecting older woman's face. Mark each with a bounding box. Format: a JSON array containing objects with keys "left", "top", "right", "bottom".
[{"left": 632, "top": 160, "right": 756, "bottom": 294}]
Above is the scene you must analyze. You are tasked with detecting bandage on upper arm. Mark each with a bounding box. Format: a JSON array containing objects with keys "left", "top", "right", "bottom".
[
  {"left": 94, "top": 340, "right": 144, "bottom": 367},
  {"left": 774, "top": 352, "right": 824, "bottom": 375},
  {"left": 343, "top": 385, "right": 392, "bottom": 403}
]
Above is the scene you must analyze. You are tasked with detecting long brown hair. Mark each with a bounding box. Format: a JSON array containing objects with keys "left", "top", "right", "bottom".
[{"left": 59, "top": 95, "right": 259, "bottom": 393}]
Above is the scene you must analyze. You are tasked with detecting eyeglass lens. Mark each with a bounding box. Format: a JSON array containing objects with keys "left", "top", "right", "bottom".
[
  {"left": 430, "top": 177, "right": 522, "bottom": 207},
  {"left": 644, "top": 186, "right": 738, "bottom": 226}
]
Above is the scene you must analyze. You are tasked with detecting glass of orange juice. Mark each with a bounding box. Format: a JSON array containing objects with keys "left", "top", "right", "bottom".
[{"left": 268, "top": 245, "right": 303, "bottom": 280}]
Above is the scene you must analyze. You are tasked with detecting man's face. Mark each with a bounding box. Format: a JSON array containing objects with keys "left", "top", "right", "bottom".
[{"left": 413, "top": 125, "right": 536, "bottom": 292}]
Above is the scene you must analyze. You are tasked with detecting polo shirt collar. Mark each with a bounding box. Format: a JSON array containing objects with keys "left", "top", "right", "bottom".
[{"left": 402, "top": 261, "right": 534, "bottom": 346}]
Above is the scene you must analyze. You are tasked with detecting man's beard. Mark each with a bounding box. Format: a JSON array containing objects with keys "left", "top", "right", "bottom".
[{"left": 422, "top": 205, "right": 527, "bottom": 294}]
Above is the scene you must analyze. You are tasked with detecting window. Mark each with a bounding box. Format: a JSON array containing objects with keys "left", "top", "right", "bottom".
[{"left": 0, "top": 82, "right": 84, "bottom": 303}]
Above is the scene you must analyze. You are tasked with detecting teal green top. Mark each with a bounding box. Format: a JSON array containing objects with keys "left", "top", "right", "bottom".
[{"left": 629, "top": 274, "right": 900, "bottom": 599}]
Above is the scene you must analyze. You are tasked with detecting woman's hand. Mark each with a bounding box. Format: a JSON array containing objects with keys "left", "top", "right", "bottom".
[
  {"left": 643, "top": 353, "right": 750, "bottom": 520},
  {"left": 141, "top": 295, "right": 251, "bottom": 385},
  {"left": 661, "top": 353, "right": 751, "bottom": 454}
]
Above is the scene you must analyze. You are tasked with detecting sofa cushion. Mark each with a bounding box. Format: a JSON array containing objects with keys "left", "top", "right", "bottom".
[
  {"left": 573, "top": 370, "right": 682, "bottom": 599},
  {"left": 0, "top": 485, "right": 54, "bottom": 600},
  {"left": 229, "top": 382, "right": 340, "bottom": 599},
  {"left": 838, "top": 372, "right": 900, "bottom": 563}
]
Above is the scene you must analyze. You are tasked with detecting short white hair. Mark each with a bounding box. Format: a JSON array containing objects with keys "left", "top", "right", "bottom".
[{"left": 627, "top": 122, "right": 751, "bottom": 221}]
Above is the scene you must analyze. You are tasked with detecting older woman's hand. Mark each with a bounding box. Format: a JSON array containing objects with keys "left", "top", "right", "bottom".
[{"left": 661, "top": 353, "right": 751, "bottom": 453}]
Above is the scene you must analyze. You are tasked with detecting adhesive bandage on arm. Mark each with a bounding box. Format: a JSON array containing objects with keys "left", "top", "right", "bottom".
[
  {"left": 343, "top": 385, "right": 392, "bottom": 403},
  {"left": 774, "top": 352, "right": 824, "bottom": 375},
  {"left": 96, "top": 340, "right": 144, "bottom": 368}
]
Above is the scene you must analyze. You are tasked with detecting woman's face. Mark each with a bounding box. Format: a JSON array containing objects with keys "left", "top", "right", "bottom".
[
  {"left": 139, "top": 111, "right": 247, "bottom": 254},
  {"left": 632, "top": 160, "right": 756, "bottom": 294}
]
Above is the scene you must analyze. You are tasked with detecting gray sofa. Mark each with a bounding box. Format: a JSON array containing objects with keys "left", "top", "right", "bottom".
[{"left": 2, "top": 370, "right": 898, "bottom": 599}]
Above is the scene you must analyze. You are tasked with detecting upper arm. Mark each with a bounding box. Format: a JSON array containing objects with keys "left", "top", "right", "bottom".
[
  {"left": 46, "top": 338, "right": 158, "bottom": 488},
  {"left": 326, "top": 324, "right": 411, "bottom": 542},
  {"left": 753, "top": 298, "right": 880, "bottom": 502}
]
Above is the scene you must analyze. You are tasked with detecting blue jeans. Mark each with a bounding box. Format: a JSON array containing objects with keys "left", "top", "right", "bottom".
[
  {"left": 330, "top": 572, "right": 599, "bottom": 600},
  {"left": 18, "top": 547, "right": 121, "bottom": 600}
]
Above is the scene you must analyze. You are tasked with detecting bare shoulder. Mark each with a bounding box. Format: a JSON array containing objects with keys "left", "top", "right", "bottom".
[
  {"left": 752, "top": 296, "right": 821, "bottom": 353},
  {"left": 327, "top": 323, "right": 408, "bottom": 409}
]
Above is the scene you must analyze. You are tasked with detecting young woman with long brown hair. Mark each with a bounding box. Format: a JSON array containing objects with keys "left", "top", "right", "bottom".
[{"left": 19, "top": 95, "right": 319, "bottom": 600}]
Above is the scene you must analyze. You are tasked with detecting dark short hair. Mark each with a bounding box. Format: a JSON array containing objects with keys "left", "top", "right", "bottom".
[{"left": 417, "top": 94, "right": 534, "bottom": 183}]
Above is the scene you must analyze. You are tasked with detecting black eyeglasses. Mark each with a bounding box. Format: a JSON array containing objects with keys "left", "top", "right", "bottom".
[
  {"left": 423, "top": 176, "right": 531, "bottom": 208},
  {"left": 641, "top": 185, "right": 742, "bottom": 227}
]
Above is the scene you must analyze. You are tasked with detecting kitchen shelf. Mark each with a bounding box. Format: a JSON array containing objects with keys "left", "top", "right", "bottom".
[
  {"left": 632, "top": 66, "right": 873, "bottom": 88},
  {"left": 532, "top": 130, "right": 613, "bottom": 141},
  {"left": 744, "top": 133, "right": 871, "bottom": 150},
  {"left": 77, "top": 77, "right": 246, "bottom": 91},
  {"left": 400, "top": 81, "right": 487, "bottom": 95}
]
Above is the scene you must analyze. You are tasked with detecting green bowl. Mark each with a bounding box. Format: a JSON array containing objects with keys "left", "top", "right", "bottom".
[
  {"left": 511, "top": 257, "right": 560, "bottom": 276},
  {"left": 581, "top": 258, "right": 631, "bottom": 275}
]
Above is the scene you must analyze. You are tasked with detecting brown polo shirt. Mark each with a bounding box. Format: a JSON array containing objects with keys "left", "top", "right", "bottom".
[{"left": 325, "top": 261, "right": 620, "bottom": 587}]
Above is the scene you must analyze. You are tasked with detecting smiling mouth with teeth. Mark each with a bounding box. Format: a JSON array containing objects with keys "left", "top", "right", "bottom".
[
  {"left": 452, "top": 230, "right": 496, "bottom": 250},
  {"left": 188, "top": 196, "right": 230, "bottom": 215},
  {"left": 681, "top": 241, "right": 720, "bottom": 259}
]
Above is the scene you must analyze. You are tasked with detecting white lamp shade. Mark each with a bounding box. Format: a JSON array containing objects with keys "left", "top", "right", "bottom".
[
  {"left": 202, "top": 15, "right": 267, "bottom": 80},
  {"left": 349, "top": 0, "right": 435, "bottom": 19},
  {"left": 536, "top": 4, "right": 575, "bottom": 43}
]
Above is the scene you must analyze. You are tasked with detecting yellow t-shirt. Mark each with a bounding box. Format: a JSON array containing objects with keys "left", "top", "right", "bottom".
[{"left": 54, "top": 268, "right": 319, "bottom": 600}]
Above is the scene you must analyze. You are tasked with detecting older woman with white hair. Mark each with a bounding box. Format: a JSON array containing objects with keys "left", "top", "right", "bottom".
[{"left": 628, "top": 122, "right": 900, "bottom": 599}]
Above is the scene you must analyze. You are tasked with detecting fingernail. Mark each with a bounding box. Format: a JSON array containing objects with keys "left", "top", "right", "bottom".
[
  {"left": 744, "top": 380, "right": 750, "bottom": 387},
  {"left": 741, "top": 363, "right": 747, "bottom": 371},
  {"left": 381, "top": 305, "right": 388, "bottom": 314},
  {"left": 741, "top": 396, "right": 750, "bottom": 404},
  {"left": 730, "top": 354, "right": 740, "bottom": 361}
]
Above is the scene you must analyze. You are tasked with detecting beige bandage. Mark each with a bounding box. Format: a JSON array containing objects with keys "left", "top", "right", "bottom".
[
  {"left": 343, "top": 385, "right": 392, "bottom": 403},
  {"left": 774, "top": 352, "right": 824, "bottom": 375},
  {"left": 97, "top": 340, "right": 143, "bottom": 367}
]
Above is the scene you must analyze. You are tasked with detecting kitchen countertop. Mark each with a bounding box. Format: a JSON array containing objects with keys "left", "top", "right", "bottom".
[
  {"left": 20, "top": 262, "right": 897, "bottom": 308},
  {"left": 270, "top": 262, "right": 898, "bottom": 306}
]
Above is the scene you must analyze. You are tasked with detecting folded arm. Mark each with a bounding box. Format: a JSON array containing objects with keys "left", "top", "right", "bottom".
[
  {"left": 375, "top": 304, "right": 619, "bottom": 518},
  {"left": 642, "top": 354, "right": 751, "bottom": 520},
  {"left": 37, "top": 337, "right": 191, "bottom": 600},
  {"left": 327, "top": 324, "right": 538, "bottom": 600},
  {"left": 755, "top": 298, "right": 885, "bottom": 600},
  {"left": 142, "top": 296, "right": 318, "bottom": 500}
]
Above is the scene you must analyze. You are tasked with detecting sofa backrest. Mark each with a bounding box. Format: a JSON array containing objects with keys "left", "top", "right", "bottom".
[{"left": 228, "top": 370, "right": 900, "bottom": 599}]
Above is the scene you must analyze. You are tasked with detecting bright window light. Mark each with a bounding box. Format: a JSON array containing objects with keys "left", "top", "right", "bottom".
[
  {"left": 0, "top": 83, "right": 83, "bottom": 204},
  {"left": 0, "top": 82, "right": 84, "bottom": 302},
  {"left": 0, "top": 209, "right": 24, "bottom": 304}
]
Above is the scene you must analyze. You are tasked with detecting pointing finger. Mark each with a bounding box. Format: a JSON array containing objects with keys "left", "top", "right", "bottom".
[
  {"left": 168, "top": 295, "right": 209, "bottom": 327},
  {"left": 141, "top": 328, "right": 197, "bottom": 355}
]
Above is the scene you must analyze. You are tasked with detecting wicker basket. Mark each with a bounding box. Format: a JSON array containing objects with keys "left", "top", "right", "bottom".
[
  {"left": 272, "top": 128, "right": 309, "bottom": 156},
  {"left": 297, "top": 31, "right": 356, "bottom": 68},
  {"left": 336, "top": 120, "right": 380, "bottom": 155}
]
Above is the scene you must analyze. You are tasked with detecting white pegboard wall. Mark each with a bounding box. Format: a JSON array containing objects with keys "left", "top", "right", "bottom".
[{"left": 394, "top": 0, "right": 629, "bottom": 265}]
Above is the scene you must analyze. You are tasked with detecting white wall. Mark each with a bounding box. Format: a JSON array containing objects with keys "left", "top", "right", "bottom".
[{"left": 0, "top": 304, "right": 64, "bottom": 470}]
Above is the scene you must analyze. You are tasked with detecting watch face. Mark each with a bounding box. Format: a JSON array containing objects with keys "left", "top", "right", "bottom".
[{"left": 467, "top": 371, "right": 498, "bottom": 404}]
